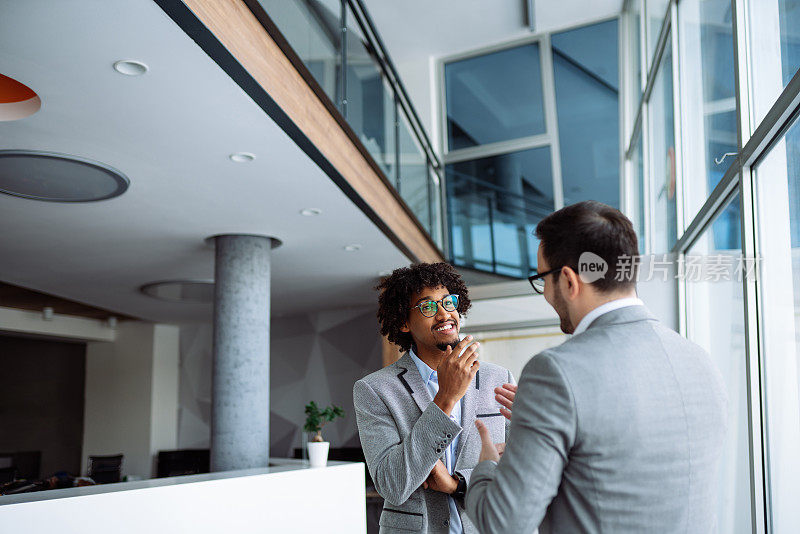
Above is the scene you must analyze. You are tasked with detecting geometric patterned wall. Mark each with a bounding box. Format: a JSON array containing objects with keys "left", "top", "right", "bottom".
[{"left": 177, "top": 305, "right": 382, "bottom": 457}]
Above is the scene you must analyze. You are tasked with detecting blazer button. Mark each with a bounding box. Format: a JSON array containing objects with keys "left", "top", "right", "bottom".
[
  {"left": 445, "top": 433, "right": 452, "bottom": 438},
  {"left": 436, "top": 448, "right": 443, "bottom": 454}
]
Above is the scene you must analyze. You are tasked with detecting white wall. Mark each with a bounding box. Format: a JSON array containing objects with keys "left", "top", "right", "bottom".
[{"left": 83, "top": 322, "right": 179, "bottom": 478}]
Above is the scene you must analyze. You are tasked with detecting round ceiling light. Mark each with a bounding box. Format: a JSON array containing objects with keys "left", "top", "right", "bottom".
[
  {"left": 0, "top": 150, "right": 129, "bottom": 202},
  {"left": 344, "top": 244, "right": 362, "bottom": 252},
  {"left": 0, "top": 73, "right": 41, "bottom": 121},
  {"left": 140, "top": 280, "right": 214, "bottom": 303},
  {"left": 229, "top": 152, "right": 256, "bottom": 163},
  {"left": 113, "top": 60, "right": 149, "bottom": 76},
  {"left": 300, "top": 208, "right": 322, "bottom": 216}
]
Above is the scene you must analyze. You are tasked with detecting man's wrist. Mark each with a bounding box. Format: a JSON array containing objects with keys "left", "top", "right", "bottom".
[{"left": 433, "top": 393, "right": 456, "bottom": 415}]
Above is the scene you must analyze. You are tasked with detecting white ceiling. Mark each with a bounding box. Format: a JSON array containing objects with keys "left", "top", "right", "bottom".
[{"left": 0, "top": 0, "right": 411, "bottom": 323}]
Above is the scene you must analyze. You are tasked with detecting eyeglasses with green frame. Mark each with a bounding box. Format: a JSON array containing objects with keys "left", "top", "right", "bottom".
[
  {"left": 412, "top": 294, "right": 460, "bottom": 317},
  {"left": 528, "top": 267, "right": 563, "bottom": 294}
]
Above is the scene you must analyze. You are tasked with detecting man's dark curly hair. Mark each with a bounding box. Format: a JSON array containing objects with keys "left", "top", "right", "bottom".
[{"left": 376, "top": 262, "right": 471, "bottom": 353}]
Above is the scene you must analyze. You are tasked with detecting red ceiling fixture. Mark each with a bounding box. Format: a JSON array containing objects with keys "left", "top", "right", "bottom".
[{"left": 0, "top": 73, "right": 41, "bottom": 121}]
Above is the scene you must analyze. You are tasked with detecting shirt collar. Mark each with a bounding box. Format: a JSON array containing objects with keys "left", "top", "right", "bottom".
[
  {"left": 408, "top": 347, "right": 437, "bottom": 384},
  {"left": 572, "top": 297, "right": 644, "bottom": 336}
]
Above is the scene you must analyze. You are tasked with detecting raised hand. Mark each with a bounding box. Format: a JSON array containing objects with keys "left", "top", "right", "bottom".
[
  {"left": 433, "top": 335, "right": 480, "bottom": 415},
  {"left": 494, "top": 383, "right": 518, "bottom": 420},
  {"left": 476, "top": 420, "right": 500, "bottom": 463}
]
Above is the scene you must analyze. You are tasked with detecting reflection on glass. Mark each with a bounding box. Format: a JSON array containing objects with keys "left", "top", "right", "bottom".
[
  {"left": 445, "top": 44, "right": 546, "bottom": 151},
  {"left": 755, "top": 113, "right": 800, "bottom": 532},
  {"left": 686, "top": 194, "right": 751, "bottom": 534},
  {"left": 552, "top": 19, "right": 619, "bottom": 208},
  {"left": 446, "top": 148, "right": 554, "bottom": 277},
  {"left": 678, "top": 0, "right": 737, "bottom": 221},
  {"left": 646, "top": 0, "right": 670, "bottom": 68},
  {"left": 648, "top": 36, "right": 677, "bottom": 251},
  {"left": 630, "top": 0, "right": 644, "bottom": 106},
  {"left": 398, "top": 109, "right": 434, "bottom": 236},
  {"left": 260, "top": 0, "right": 341, "bottom": 102},
  {"left": 344, "top": 7, "right": 395, "bottom": 179},
  {"left": 631, "top": 133, "right": 645, "bottom": 253},
  {"left": 748, "top": 0, "right": 800, "bottom": 125}
]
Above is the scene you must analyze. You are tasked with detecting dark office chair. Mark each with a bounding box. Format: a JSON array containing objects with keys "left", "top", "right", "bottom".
[{"left": 87, "top": 454, "right": 123, "bottom": 484}]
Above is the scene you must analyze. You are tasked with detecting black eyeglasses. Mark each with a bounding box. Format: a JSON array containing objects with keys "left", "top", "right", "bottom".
[
  {"left": 412, "top": 294, "right": 459, "bottom": 317},
  {"left": 528, "top": 268, "right": 562, "bottom": 294}
]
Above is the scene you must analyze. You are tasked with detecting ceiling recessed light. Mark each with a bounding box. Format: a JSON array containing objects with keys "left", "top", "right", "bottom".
[
  {"left": 0, "top": 150, "right": 129, "bottom": 202},
  {"left": 344, "top": 244, "right": 362, "bottom": 252},
  {"left": 379, "top": 269, "right": 394, "bottom": 277},
  {"left": 113, "top": 60, "right": 148, "bottom": 76},
  {"left": 300, "top": 208, "right": 322, "bottom": 216},
  {"left": 229, "top": 152, "right": 256, "bottom": 163}
]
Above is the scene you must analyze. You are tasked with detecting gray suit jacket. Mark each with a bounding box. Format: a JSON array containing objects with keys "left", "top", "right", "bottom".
[
  {"left": 354, "top": 352, "right": 514, "bottom": 533},
  {"left": 466, "top": 306, "right": 728, "bottom": 534}
]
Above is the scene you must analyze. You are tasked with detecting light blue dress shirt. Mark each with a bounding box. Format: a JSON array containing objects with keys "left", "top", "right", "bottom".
[{"left": 409, "top": 348, "right": 463, "bottom": 534}]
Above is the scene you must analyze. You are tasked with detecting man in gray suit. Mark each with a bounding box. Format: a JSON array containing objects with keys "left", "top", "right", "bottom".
[
  {"left": 467, "top": 201, "right": 728, "bottom": 533},
  {"left": 354, "top": 263, "right": 516, "bottom": 533}
]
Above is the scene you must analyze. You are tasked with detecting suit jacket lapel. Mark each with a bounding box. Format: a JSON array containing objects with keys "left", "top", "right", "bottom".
[
  {"left": 455, "top": 370, "right": 479, "bottom": 462},
  {"left": 395, "top": 352, "right": 433, "bottom": 414}
]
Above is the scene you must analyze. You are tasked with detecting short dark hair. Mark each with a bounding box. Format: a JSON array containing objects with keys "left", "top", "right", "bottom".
[
  {"left": 376, "top": 262, "right": 471, "bottom": 352},
  {"left": 535, "top": 201, "right": 639, "bottom": 293}
]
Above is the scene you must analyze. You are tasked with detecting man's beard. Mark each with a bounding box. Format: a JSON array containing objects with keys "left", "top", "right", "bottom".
[
  {"left": 552, "top": 285, "right": 574, "bottom": 334},
  {"left": 436, "top": 339, "right": 459, "bottom": 352}
]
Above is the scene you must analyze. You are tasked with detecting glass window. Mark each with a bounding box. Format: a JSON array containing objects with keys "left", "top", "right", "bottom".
[
  {"left": 552, "top": 19, "right": 620, "bottom": 208},
  {"left": 343, "top": 7, "right": 395, "bottom": 180},
  {"left": 749, "top": 0, "right": 800, "bottom": 126},
  {"left": 647, "top": 35, "right": 677, "bottom": 252},
  {"left": 260, "top": 0, "right": 341, "bottom": 102},
  {"left": 646, "top": 0, "right": 670, "bottom": 69},
  {"left": 754, "top": 112, "right": 800, "bottom": 532},
  {"left": 444, "top": 44, "right": 546, "bottom": 151},
  {"left": 398, "top": 109, "right": 434, "bottom": 236},
  {"left": 678, "top": 0, "right": 737, "bottom": 222},
  {"left": 686, "top": 193, "right": 751, "bottom": 534},
  {"left": 630, "top": 0, "right": 644, "bottom": 109},
  {"left": 446, "top": 147, "right": 554, "bottom": 276},
  {"left": 630, "top": 132, "right": 646, "bottom": 253}
]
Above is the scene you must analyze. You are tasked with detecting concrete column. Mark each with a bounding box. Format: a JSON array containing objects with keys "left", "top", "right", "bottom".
[{"left": 210, "top": 234, "right": 277, "bottom": 471}]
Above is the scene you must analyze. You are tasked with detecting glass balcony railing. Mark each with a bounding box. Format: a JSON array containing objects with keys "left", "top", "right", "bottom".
[
  {"left": 253, "top": 0, "right": 444, "bottom": 250},
  {"left": 447, "top": 172, "right": 551, "bottom": 278}
]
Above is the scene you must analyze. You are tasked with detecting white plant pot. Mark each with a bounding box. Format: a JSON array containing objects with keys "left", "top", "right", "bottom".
[{"left": 307, "top": 441, "right": 330, "bottom": 468}]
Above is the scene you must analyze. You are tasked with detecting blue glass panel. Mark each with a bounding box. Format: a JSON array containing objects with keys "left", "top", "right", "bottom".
[
  {"left": 445, "top": 44, "right": 546, "bottom": 150},
  {"left": 552, "top": 20, "right": 620, "bottom": 208}
]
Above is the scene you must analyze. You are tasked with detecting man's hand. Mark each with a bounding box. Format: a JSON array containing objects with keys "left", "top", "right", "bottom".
[
  {"left": 476, "top": 420, "right": 500, "bottom": 463},
  {"left": 422, "top": 460, "right": 458, "bottom": 494},
  {"left": 434, "top": 336, "right": 480, "bottom": 415},
  {"left": 494, "top": 383, "right": 518, "bottom": 420}
]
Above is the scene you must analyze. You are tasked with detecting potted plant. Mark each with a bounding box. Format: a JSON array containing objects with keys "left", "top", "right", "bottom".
[{"left": 304, "top": 401, "right": 345, "bottom": 468}]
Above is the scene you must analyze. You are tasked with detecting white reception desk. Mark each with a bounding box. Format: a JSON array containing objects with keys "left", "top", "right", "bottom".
[{"left": 0, "top": 459, "right": 366, "bottom": 533}]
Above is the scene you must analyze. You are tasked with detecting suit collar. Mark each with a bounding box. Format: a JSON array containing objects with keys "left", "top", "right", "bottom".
[{"left": 585, "top": 304, "right": 657, "bottom": 331}]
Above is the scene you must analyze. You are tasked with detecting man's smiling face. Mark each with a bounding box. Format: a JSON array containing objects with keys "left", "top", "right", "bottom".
[{"left": 401, "top": 285, "right": 461, "bottom": 353}]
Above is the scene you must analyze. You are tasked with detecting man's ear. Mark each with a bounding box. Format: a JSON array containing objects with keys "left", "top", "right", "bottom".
[
  {"left": 400, "top": 322, "right": 410, "bottom": 333},
  {"left": 560, "top": 266, "right": 581, "bottom": 299}
]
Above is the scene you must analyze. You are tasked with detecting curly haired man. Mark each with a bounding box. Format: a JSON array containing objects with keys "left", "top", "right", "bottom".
[{"left": 354, "top": 262, "right": 516, "bottom": 534}]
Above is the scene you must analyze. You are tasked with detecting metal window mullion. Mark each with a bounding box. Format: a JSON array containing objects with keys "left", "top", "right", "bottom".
[
  {"left": 730, "top": 0, "right": 767, "bottom": 530},
  {"left": 620, "top": 12, "right": 632, "bottom": 216},
  {"left": 642, "top": 105, "right": 652, "bottom": 254},
  {"left": 740, "top": 163, "right": 769, "bottom": 534},
  {"left": 444, "top": 134, "right": 552, "bottom": 165},
  {"left": 541, "top": 33, "right": 564, "bottom": 209},
  {"left": 394, "top": 94, "right": 401, "bottom": 193},
  {"left": 670, "top": 2, "right": 685, "bottom": 240},
  {"left": 339, "top": 0, "right": 347, "bottom": 118}
]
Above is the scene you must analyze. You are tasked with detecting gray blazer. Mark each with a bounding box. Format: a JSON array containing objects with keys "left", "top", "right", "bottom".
[
  {"left": 466, "top": 306, "right": 728, "bottom": 534},
  {"left": 354, "top": 352, "right": 514, "bottom": 533}
]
